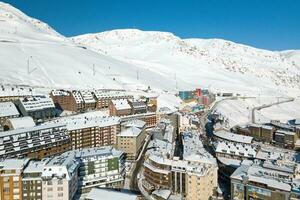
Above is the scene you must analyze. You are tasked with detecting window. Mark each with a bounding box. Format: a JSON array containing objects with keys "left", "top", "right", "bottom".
[
  {"left": 58, "top": 193, "right": 63, "bottom": 197},
  {"left": 58, "top": 180, "right": 63, "bottom": 185},
  {"left": 57, "top": 187, "right": 63, "bottom": 191}
]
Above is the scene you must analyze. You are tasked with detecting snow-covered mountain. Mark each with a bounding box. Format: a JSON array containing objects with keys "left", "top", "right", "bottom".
[
  {"left": 0, "top": 2, "right": 300, "bottom": 97},
  {"left": 72, "top": 29, "right": 300, "bottom": 96},
  {"left": 0, "top": 2, "right": 177, "bottom": 91}
]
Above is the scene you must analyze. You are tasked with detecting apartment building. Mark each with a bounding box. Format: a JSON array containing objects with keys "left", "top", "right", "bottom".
[
  {"left": 0, "top": 102, "right": 19, "bottom": 126},
  {"left": 0, "top": 123, "right": 71, "bottom": 159},
  {"left": 116, "top": 126, "right": 146, "bottom": 160},
  {"left": 50, "top": 90, "right": 71, "bottom": 111},
  {"left": 109, "top": 99, "right": 132, "bottom": 116},
  {"left": 75, "top": 147, "right": 125, "bottom": 194},
  {"left": 85, "top": 188, "right": 139, "bottom": 200},
  {"left": 231, "top": 162, "right": 300, "bottom": 200},
  {"left": 0, "top": 85, "right": 33, "bottom": 103},
  {"left": 128, "top": 99, "right": 147, "bottom": 114},
  {"left": 142, "top": 132, "right": 218, "bottom": 200},
  {"left": 70, "top": 90, "right": 84, "bottom": 112},
  {"left": 0, "top": 159, "right": 30, "bottom": 200},
  {"left": 93, "top": 90, "right": 133, "bottom": 109},
  {"left": 80, "top": 90, "right": 96, "bottom": 111},
  {"left": 46, "top": 114, "right": 121, "bottom": 150},
  {"left": 22, "top": 160, "right": 45, "bottom": 200},
  {"left": 121, "top": 112, "right": 157, "bottom": 129},
  {"left": 42, "top": 152, "right": 79, "bottom": 200},
  {"left": 16, "top": 96, "right": 56, "bottom": 121}
]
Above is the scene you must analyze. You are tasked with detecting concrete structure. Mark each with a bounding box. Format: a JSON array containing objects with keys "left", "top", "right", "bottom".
[
  {"left": 0, "top": 102, "right": 19, "bottom": 126},
  {"left": 142, "top": 132, "right": 218, "bottom": 200},
  {"left": 93, "top": 90, "right": 133, "bottom": 109},
  {"left": 80, "top": 90, "right": 96, "bottom": 111},
  {"left": 70, "top": 90, "right": 84, "bottom": 112},
  {"left": 3, "top": 116, "right": 35, "bottom": 131},
  {"left": 16, "top": 96, "right": 56, "bottom": 121},
  {"left": 0, "top": 123, "right": 70, "bottom": 159},
  {"left": 128, "top": 99, "right": 147, "bottom": 114},
  {"left": 22, "top": 160, "right": 45, "bottom": 200},
  {"left": 231, "top": 162, "right": 300, "bottom": 200},
  {"left": 121, "top": 112, "right": 157, "bottom": 129},
  {"left": 75, "top": 147, "right": 125, "bottom": 194},
  {"left": 0, "top": 158, "right": 30, "bottom": 200},
  {"left": 42, "top": 151, "right": 79, "bottom": 200},
  {"left": 109, "top": 99, "right": 132, "bottom": 116},
  {"left": 117, "top": 125, "right": 146, "bottom": 160},
  {"left": 50, "top": 90, "right": 72, "bottom": 111}
]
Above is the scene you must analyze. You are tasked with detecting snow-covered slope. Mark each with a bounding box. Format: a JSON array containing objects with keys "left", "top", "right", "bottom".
[
  {"left": 0, "top": 2, "right": 300, "bottom": 97},
  {"left": 0, "top": 2, "right": 179, "bottom": 91},
  {"left": 72, "top": 29, "right": 300, "bottom": 97}
]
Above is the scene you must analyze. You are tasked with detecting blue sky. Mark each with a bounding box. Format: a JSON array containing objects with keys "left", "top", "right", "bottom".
[{"left": 3, "top": 0, "right": 300, "bottom": 50}]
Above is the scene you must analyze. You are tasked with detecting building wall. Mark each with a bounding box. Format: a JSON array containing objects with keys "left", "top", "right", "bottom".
[
  {"left": 116, "top": 129, "right": 146, "bottom": 160},
  {"left": 0, "top": 169, "right": 23, "bottom": 200},
  {"left": 185, "top": 167, "right": 218, "bottom": 200},
  {"left": 22, "top": 174, "right": 42, "bottom": 200},
  {"left": 70, "top": 125, "right": 120, "bottom": 150}
]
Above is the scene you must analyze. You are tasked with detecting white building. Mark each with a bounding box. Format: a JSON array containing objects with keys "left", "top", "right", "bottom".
[{"left": 42, "top": 151, "right": 79, "bottom": 200}]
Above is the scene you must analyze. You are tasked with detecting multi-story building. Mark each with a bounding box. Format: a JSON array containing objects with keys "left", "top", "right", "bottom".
[
  {"left": 142, "top": 132, "right": 218, "bottom": 200},
  {"left": 0, "top": 102, "right": 19, "bottom": 127},
  {"left": 128, "top": 99, "right": 147, "bottom": 114},
  {"left": 42, "top": 152, "right": 79, "bottom": 200},
  {"left": 121, "top": 112, "right": 157, "bottom": 129},
  {"left": 15, "top": 96, "right": 56, "bottom": 121},
  {"left": 50, "top": 90, "right": 71, "bottom": 111},
  {"left": 22, "top": 160, "right": 45, "bottom": 200},
  {"left": 46, "top": 114, "right": 121, "bottom": 150},
  {"left": 116, "top": 126, "right": 146, "bottom": 160},
  {"left": 0, "top": 85, "right": 33, "bottom": 103},
  {"left": 0, "top": 123, "right": 71, "bottom": 159},
  {"left": 75, "top": 147, "right": 125, "bottom": 194},
  {"left": 70, "top": 90, "right": 84, "bottom": 112},
  {"left": 0, "top": 158, "right": 30, "bottom": 200},
  {"left": 93, "top": 90, "right": 133, "bottom": 109},
  {"left": 109, "top": 99, "right": 132, "bottom": 116},
  {"left": 2, "top": 116, "right": 35, "bottom": 131},
  {"left": 231, "top": 162, "right": 300, "bottom": 200},
  {"left": 80, "top": 90, "right": 96, "bottom": 111}
]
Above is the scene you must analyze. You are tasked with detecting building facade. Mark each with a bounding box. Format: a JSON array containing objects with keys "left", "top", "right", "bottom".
[
  {"left": 0, "top": 123, "right": 71, "bottom": 159},
  {"left": 0, "top": 159, "right": 30, "bottom": 200}
]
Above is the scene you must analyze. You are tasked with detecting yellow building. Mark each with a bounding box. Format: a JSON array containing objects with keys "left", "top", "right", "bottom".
[
  {"left": 116, "top": 126, "right": 146, "bottom": 160},
  {"left": 0, "top": 159, "right": 29, "bottom": 200},
  {"left": 185, "top": 165, "right": 218, "bottom": 200}
]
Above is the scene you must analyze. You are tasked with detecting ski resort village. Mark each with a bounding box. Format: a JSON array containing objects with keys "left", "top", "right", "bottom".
[{"left": 0, "top": 1, "right": 300, "bottom": 200}]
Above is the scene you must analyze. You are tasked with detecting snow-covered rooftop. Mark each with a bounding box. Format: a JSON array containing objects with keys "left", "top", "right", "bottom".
[
  {"left": 231, "top": 164, "right": 294, "bottom": 192},
  {"left": 51, "top": 89, "right": 70, "bottom": 96},
  {"left": 19, "top": 96, "right": 55, "bottom": 111},
  {"left": 214, "top": 141, "right": 257, "bottom": 158},
  {"left": 7, "top": 116, "right": 35, "bottom": 129},
  {"left": 86, "top": 188, "right": 138, "bottom": 200},
  {"left": 0, "top": 158, "right": 29, "bottom": 170},
  {"left": 80, "top": 90, "right": 96, "bottom": 103},
  {"left": 0, "top": 102, "right": 19, "bottom": 117},
  {"left": 47, "top": 115, "right": 120, "bottom": 131},
  {"left": 122, "top": 119, "right": 146, "bottom": 129},
  {"left": 214, "top": 129, "right": 253, "bottom": 144},
  {"left": 117, "top": 126, "right": 142, "bottom": 137},
  {"left": 0, "top": 85, "right": 33, "bottom": 97},
  {"left": 111, "top": 99, "right": 131, "bottom": 110}
]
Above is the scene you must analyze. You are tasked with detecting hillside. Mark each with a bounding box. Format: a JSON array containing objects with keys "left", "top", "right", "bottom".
[
  {"left": 72, "top": 29, "right": 300, "bottom": 97},
  {"left": 0, "top": 2, "right": 179, "bottom": 91}
]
